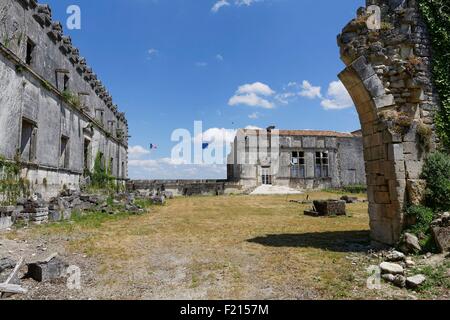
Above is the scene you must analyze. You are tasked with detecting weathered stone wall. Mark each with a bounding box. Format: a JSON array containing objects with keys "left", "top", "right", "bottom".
[
  {"left": 128, "top": 180, "right": 240, "bottom": 197},
  {"left": 0, "top": 0, "right": 129, "bottom": 200},
  {"left": 338, "top": 0, "right": 439, "bottom": 244},
  {"left": 228, "top": 129, "right": 366, "bottom": 190}
]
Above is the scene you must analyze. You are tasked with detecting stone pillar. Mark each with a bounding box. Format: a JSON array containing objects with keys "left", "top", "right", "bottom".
[{"left": 337, "top": 0, "right": 439, "bottom": 245}]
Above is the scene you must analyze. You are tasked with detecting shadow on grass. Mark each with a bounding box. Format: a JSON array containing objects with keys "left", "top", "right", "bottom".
[{"left": 247, "top": 230, "right": 371, "bottom": 253}]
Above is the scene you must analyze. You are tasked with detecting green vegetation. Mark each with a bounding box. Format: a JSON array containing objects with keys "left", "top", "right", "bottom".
[
  {"left": 15, "top": 64, "right": 24, "bottom": 74},
  {"left": 0, "top": 155, "right": 29, "bottom": 206},
  {"left": 133, "top": 198, "right": 154, "bottom": 209},
  {"left": 323, "top": 184, "right": 367, "bottom": 195},
  {"left": 418, "top": 0, "right": 450, "bottom": 150},
  {"left": 41, "top": 80, "right": 53, "bottom": 91},
  {"left": 421, "top": 152, "right": 450, "bottom": 212},
  {"left": 412, "top": 260, "right": 450, "bottom": 296},
  {"left": 62, "top": 90, "right": 81, "bottom": 108},
  {"left": 417, "top": 121, "right": 433, "bottom": 151},
  {"left": 82, "top": 152, "right": 118, "bottom": 195},
  {"left": 343, "top": 184, "right": 367, "bottom": 194},
  {"left": 402, "top": 152, "right": 450, "bottom": 252},
  {"left": 91, "top": 152, "right": 113, "bottom": 189},
  {"left": 405, "top": 205, "right": 436, "bottom": 251}
]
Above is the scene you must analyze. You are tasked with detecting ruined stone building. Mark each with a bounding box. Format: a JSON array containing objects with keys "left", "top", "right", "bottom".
[
  {"left": 338, "top": 0, "right": 441, "bottom": 244},
  {"left": 227, "top": 127, "right": 366, "bottom": 190},
  {"left": 0, "top": 0, "right": 129, "bottom": 199}
]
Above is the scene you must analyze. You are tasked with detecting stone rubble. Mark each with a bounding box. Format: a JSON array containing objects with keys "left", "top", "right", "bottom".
[
  {"left": 385, "top": 250, "right": 406, "bottom": 262},
  {"left": 431, "top": 212, "right": 450, "bottom": 253},
  {"left": 26, "top": 255, "right": 68, "bottom": 283},
  {"left": 399, "top": 233, "right": 422, "bottom": 254},
  {"left": 0, "top": 187, "right": 166, "bottom": 231},
  {"left": 380, "top": 262, "right": 404, "bottom": 275},
  {"left": 406, "top": 274, "right": 426, "bottom": 289}
]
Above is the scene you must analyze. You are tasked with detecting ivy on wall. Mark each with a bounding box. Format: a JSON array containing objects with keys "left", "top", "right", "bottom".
[
  {"left": 0, "top": 156, "right": 26, "bottom": 206},
  {"left": 418, "top": 0, "right": 450, "bottom": 151}
]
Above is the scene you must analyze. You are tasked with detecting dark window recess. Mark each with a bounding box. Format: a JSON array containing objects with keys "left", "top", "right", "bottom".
[
  {"left": 63, "top": 75, "right": 70, "bottom": 91},
  {"left": 261, "top": 168, "right": 272, "bottom": 185},
  {"left": 20, "top": 119, "right": 37, "bottom": 162},
  {"left": 121, "top": 161, "right": 125, "bottom": 179},
  {"left": 60, "top": 136, "right": 70, "bottom": 169},
  {"left": 110, "top": 157, "right": 114, "bottom": 174},
  {"left": 245, "top": 136, "right": 250, "bottom": 164},
  {"left": 99, "top": 152, "right": 104, "bottom": 170},
  {"left": 83, "top": 139, "right": 91, "bottom": 171},
  {"left": 26, "top": 39, "right": 35, "bottom": 65}
]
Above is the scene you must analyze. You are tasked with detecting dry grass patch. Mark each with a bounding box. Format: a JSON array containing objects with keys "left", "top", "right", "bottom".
[{"left": 5, "top": 191, "right": 418, "bottom": 299}]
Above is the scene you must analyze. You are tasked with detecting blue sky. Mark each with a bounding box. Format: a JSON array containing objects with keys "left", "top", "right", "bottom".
[{"left": 46, "top": 0, "right": 364, "bottom": 179}]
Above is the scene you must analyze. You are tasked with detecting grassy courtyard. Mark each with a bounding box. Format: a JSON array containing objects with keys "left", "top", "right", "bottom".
[{"left": 4, "top": 191, "right": 447, "bottom": 300}]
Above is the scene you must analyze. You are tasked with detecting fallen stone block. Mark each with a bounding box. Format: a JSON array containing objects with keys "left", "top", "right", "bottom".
[
  {"left": 0, "top": 258, "right": 15, "bottom": 273},
  {"left": 313, "top": 200, "right": 346, "bottom": 216},
  {"left": 385, "top": 250, "right": 406, "bottom": 262},
  {"left": 26, "top": 255, "right": 68, "bottom": 282},
  {"left": 431, "top": 213, "right": 449, "bottom": 253},
  {"left": 28, "top": 208, "right": 49, "bottom": 225},
  {"left": 340, "top": 195, "right": 359, "bottom": 204},
  {"left": 432, "top": 226, "right": 450, "bottom": 253},
  {"left": 380, "top": 262, "right": 404, "bottom": 275},
  {"left": 392, "top": 275, "right": 406, "bottom": 288},
  {"left": 0, "top": 206, "right": 15, "bottom": 231},
  {"left": 406, "top": 274, "right": 426, "bottom": 289},
  {"left": 382, "top": 274, "right": 396, "bottom": 283},
  {"left": 0, "top": 216, "right": 13, "bottom": 231},
  {"left": 162, "top": 191, "right": 174, "bottom": 199},
  {"left": 399, "top": 232, "right": 421, "bottom": 254},
  {"left": 304, "top": 210, "right": 320, "bottom": 217},
  {"left": 151, "top": 195, "right": 166, "bottom": 205}
]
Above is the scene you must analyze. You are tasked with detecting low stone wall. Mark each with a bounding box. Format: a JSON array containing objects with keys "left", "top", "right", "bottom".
[{"left": 128, "top": 180, "right": 245, "bottom": 197}]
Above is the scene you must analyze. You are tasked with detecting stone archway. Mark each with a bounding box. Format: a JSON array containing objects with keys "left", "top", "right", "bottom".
[{"left": 337, "top": 0, "right": 439, "bottom": 245}]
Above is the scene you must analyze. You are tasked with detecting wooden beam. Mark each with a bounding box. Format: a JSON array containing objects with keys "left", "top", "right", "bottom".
[
  {"left": 0, "top": 284, "right": 28, "bottom": 294},
  {"left": 4, "top": 257, "right": 23, "bottom": 285}
]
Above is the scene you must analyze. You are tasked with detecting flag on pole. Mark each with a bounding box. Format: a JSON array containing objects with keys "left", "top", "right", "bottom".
[{"left": 149, "top": 143, "right": 158, "bottom": 150}]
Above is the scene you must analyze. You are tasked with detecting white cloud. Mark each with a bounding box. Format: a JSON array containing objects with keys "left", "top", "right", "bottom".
[
  {"left": 211, "top": 0, "right": 230, "bottom": 13},
  {"left": 236, "top": 82, "right": 275, "bottom": 96},
  {"left": 147, "top": 48, "right": 159, "bottom": 60},
  {"left": 128, "top": 145, "right": 151, "bottom": 160},
  {"left": 245, "top": 125, "right": 262, "bottom": 130},
  {"left": 299, "top": 80, "right": 322, "bottom": 99},
  {"left": 248, "top": 112, "right": 259, "bottom": 119},
  {"left": 193, "top": 128, "right": 237, "bottom": 146},
  {"left": 235, "top": 0, "right": 260, "bottom": 6},
  {"left": 275, "top": 92, "right": 296, "bottom": 105},
  {"left": 278, "top": 79, "right": 353, "bottom": 111},
  {"left": 320, "top": 81, "right": 354, "bottom": 110},
  {"left": 216, "top": 54, "right": 224, "bottom": 62},
  {"left": 229, "top": 93, "right": 274, "bottom": 109},
  {"left": 229, "top": 82, "right": 275, "bottom": 109},
  {"left": 212, "top": 0, "right": 261, "bottom": 13}
]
